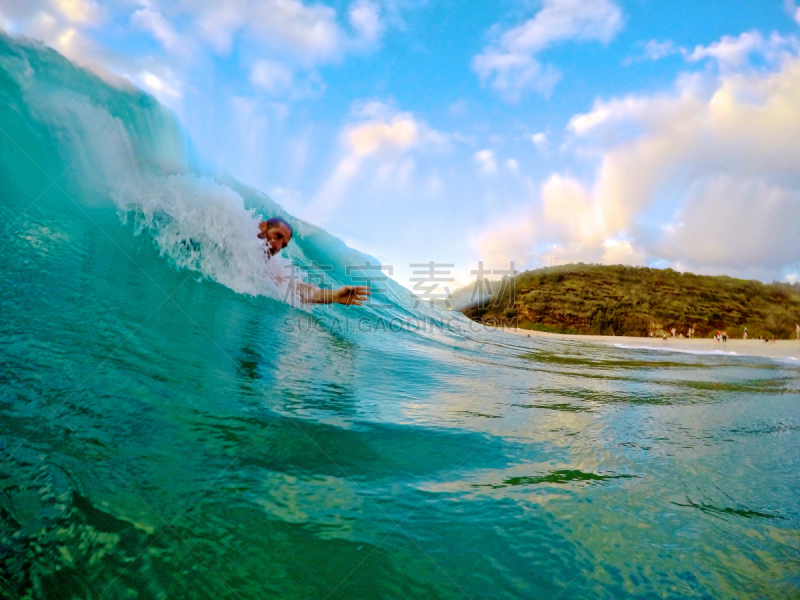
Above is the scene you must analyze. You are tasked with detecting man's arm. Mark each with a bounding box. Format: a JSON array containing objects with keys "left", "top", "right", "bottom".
[{"left": 297, "top": 283, "right": 371, "bottom": 306}]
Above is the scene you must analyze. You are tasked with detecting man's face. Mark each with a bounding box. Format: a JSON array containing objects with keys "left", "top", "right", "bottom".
[{"left": 259, "top": 222, "right": 292, "bottom": 256}]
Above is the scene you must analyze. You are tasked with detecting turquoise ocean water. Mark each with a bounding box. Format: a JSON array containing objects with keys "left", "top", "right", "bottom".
[{"left": 1, "top": 35, "right": 799, "bottom": 599}]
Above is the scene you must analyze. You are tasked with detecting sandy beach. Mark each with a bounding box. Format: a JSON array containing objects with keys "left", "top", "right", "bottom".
[{"left": 501, "top": 327, "right": 800, "bottom": 361}]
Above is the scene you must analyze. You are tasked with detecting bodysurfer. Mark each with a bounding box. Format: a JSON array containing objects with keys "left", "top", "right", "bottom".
[{"left": 258, "top": 218, "right": 370, "bottom": 306}]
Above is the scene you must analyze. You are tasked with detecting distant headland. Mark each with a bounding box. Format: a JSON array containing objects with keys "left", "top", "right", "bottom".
[{"left": 458, "top": 264, "right": 800, "bottom": 340}]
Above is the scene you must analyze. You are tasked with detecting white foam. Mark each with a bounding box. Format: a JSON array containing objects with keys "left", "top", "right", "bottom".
[
  {"left": 614, "top": 343, "right": 800, "bottom": 363},
  {"left": 614, "top": 344, "right": 739, "bottom": 356},
  {"left": 113, "top": 173, "right": 290, "bottom": 299}
]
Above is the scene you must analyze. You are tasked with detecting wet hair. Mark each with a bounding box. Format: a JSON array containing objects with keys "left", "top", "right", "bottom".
[{"left": 265, "top": 217, "right": 293, "bottom": 238}]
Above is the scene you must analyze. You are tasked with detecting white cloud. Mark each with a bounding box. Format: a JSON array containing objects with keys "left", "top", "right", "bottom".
[
  {"left": 247, "top": 0, "right": 342, "bottom": 62},
  {"left": 622, "top": 31, "right": 800, "bottom": 72},
  {"left": 655, "top": 176, "right": 800, "bottom": 268},
  {"left": 549, "top": 48, "right": 800, "bottom": 275},
  {"left": 567, "top": 91, "right": 682, "bottom": 136},
  {"left": 787, "top": 1, "right": 800, "bottom": 25},
  {"left": 531, "top": 132, "right": 548, "bottom": 150},
  {"left": 542, "top": 175, "right": 605, "bottom": 244},
  {"left": 642, "top": 39, "right": 677, "bottom": 60},
  {"left": 136, "top": 70, "right": 183, "bottom": 98},
  {"left": 0, "top": 0, "right": 195, "bottom": 111},
  {"left": 473, "top": 149, "right": 497, "bottom": 175},
  {"left": 473, "top": 34, "right": 800, "bottom": 278},
  {"left": 348, "top": 114, "right": 420, "bottom": 157},
  {"left": 131, "top": 1, "right": 183, "bottom": 53},
  {"left": 191, "top": 0, "right": 385, "bottom": 66},
  {"left": 602, "top": 239, "right": 645, "bottom": 265},
  {"left": 249, "top": 59, "right": 324, "bottom": 98},
  {"left": 0, "top": 0, "right": 388, "bottom": 109},
  {"left": 311, "top": 102, "right": 448, "bottom": 218},
  {"left": 1, "top": 0, "right": 104, "bottom": 32},
  {"left": 473, "top": 0, "right": 623, "bottom": 101},
  {"left": 181, "top": 0, "right": 386, "bottom": 98},
  {"left": 624, "top": 39, "right": 679, "bottom": 64},
  {"left": 1, "top": 2, "right": 190, "bottom": 101},
  {"left": 688, "top": 30, "right": 800, "bottom": 72},
  {"left": 250, "top": 60, "right": 294, "bottom": 93},
  {"left": 52, "top": 0, "right": 104, "bottom": 25},
  {"left": 473, "top": 51, "right": 562, "bottom": 101},
  {"left": 506, "top": 158, "right": 519, "bottom": 174},
  {"left": 349, "top": 0, "right": 384, "bottom": 45},
  {"left": 625, "top": 32, "right": 800, "bottom": 71},
  {"left": 473, "top": 215, "right": 538, "bottom": 270}
]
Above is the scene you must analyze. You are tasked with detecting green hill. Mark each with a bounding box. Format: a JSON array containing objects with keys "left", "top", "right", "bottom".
[{"left": 460, "top": 264, "right": 800, "bottom": 339}]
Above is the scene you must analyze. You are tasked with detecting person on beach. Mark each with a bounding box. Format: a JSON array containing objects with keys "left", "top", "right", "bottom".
[
  {"left": 796, "top": 324, "right": 799, "bottom": 340},
  {"left": 743, "top": 327, "right": 747, "bottom": 340},
  {"left": 258, "top": 218, "right": 370, "bottom": 306}
]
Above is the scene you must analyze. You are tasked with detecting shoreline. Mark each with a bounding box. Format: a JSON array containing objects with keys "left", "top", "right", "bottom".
[{"left": 500, "top": 327, "right": 800, "bottom": 360}]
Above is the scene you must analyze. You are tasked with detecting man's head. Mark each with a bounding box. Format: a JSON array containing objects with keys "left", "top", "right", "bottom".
[{"left": 258, "top": 217, "right": 293, "bottom": 256}]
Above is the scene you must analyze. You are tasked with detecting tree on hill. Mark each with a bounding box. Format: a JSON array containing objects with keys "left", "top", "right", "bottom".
[{"left": 460, "top": 264, "right": 800, "bottom": 339}]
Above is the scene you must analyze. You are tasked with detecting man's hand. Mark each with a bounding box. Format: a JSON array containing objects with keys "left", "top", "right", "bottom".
[
  {"left": 331, "top": 285, "right": 371, "bottom": 306},
  {"left": 299, "top": 283, "right": 371, "bottom": 305}
]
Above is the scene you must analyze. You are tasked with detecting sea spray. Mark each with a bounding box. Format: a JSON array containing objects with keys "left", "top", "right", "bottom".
[{"left": 112, "top": 173, "right": 289, "bottom": 298}]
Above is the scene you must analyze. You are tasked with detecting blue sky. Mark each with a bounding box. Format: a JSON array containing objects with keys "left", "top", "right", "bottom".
[{"left": 3, "top": 0, "right": 800, "bottom": 288}]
